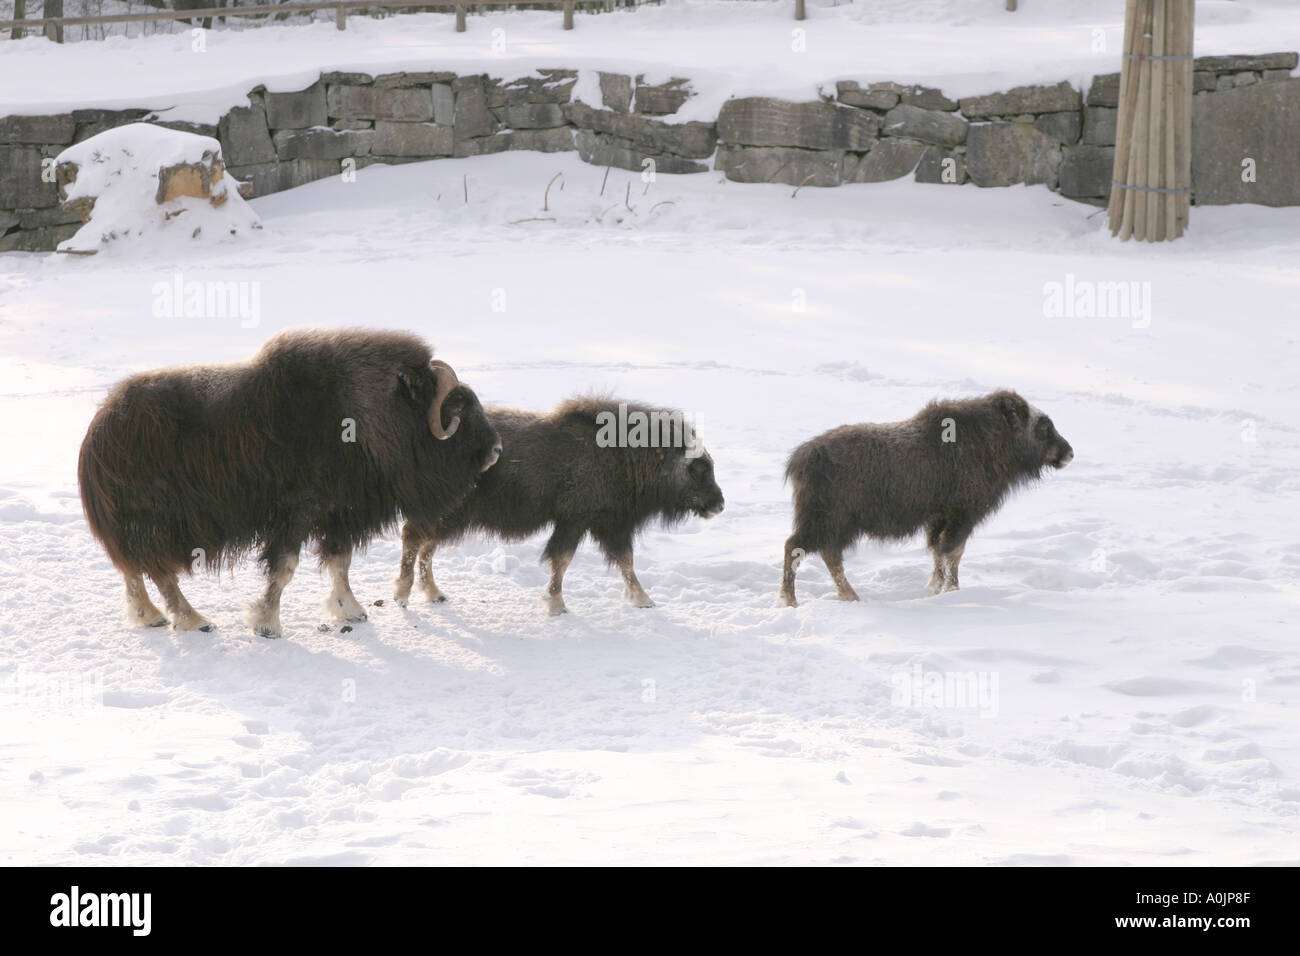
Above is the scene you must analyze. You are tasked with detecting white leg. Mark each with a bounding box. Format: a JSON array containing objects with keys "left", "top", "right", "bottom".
[
  {"left": 824, "top": 549, "right": 860, "bottom": 602},
  {"left": 614, "top": 552, "right": 654, "bottom": 608},
  {"left": 245, "top": 552, "right": 298, "bottom": 638},
  {"left": 150, "top": 572, "right": 215, "bottom": 632},
  {"left": 416, "top": 542, "right": 446, "bottom": 603},
  {"left": 393, "top": 532, "right": 417, "bottom": 606},
  {"left": 323, "top": 551, "right": 368, "bottom": 622},
  {"left": 927, "top": 550, "right": 946, "bottom": 595},
  {"left": 543, "top": 551, "right": 573, "bottom": 616},
  {"left": 124, "top": 572, "right": 168, "bottom": 628},
  {"left": 941, "top": 543, "right": 965, "bottom": 593}
]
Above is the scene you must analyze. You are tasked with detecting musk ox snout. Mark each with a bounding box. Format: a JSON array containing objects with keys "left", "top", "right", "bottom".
[
  {"left": 467, "top": 420, "right": 501, "bottom": 474},
  {"left": 1028, "top": 408, "right": 1073, "bottom": 470},
  {"left": 435, "top": 382, "right": 500, "bottom": 473},
  {"left": 699, "top": 493, "right": 725, "bottom": 519},
  {"left": 682, "top": 453, "right": 725, "bottom": 519}
]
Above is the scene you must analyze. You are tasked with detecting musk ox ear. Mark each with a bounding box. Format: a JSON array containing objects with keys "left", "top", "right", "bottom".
[
  {"left": 397, "top": 369, "right": 420, "bottom": 404},
  {"left": 998, "top": 393, "right": 1029, "bottom": 432}
]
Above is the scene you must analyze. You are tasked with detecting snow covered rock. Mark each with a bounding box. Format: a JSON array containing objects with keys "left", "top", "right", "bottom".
[
  {"left": 53, "top": 123, "right": 260, "bottom": 255},
  {"left": 965, "top": 121, "right": 1062, "bottom": 189},
  {"left": 715, "top": 145, "right": 844, "bottom": 187},
  {"left": 959, "top": 81, "right": 1082, "bottom": 120},
  {"left": 881, "top": 104, "right": 969, "bottom": 148},
  {"left": 1193, "top": 77, "right": 1300, "bottom": 206},
  {"left": 717, "top": 98, "right": 879, "bottom": 151},
  {"left": 634, "top": 77, "right": 693, "bottom": 116},
  {"left": 844, "top": 139, "right": 927, "bottom": 184}
]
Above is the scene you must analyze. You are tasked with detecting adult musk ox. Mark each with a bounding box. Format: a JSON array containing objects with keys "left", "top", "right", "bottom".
[
  {"left": 394, "top": 397, "right": 725, "bottom": 615},
  {"left": 779, "top": 390, "right": 1073, "bottom": 606},
  {"left": 78, "top": 328, "right": 502, "bottom": 637}
]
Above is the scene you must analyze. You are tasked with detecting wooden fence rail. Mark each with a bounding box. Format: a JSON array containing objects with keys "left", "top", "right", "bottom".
[{"left": 0, "top": 0, "right": 578, "bottom": 37}]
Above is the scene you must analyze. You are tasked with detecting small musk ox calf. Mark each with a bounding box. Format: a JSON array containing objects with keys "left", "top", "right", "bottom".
[
  {"left": 78, "top": 328, "right": 501, "bottom": 637},
  {"left": 780, "top": 390, "right": 1073, "bottom": 606},
  {"left": 394, "top": 397, "right": 725, "bottom": 615}
]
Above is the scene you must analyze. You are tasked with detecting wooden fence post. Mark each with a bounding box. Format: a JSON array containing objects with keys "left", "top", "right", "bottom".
[
  {"left": 794, "top": 0, "right": 804, "bottom": 21},
  {"left": 1108, "top": 0, "right": 1195, "bottom": 241},
  {"left": 563, "top": 0, "right": 573, "bottom": 30},
  {"left": 10, "top": 0, "right": 25, "bottom": 39},
  {"left": 336, "top": 2, "right": 345, "bottom": 29},
  {"left": 42, "top": 0, "right": 63, "bottom": 42},
  {"left": 455, "top": 3, "right": 465, "bottom": 31}
]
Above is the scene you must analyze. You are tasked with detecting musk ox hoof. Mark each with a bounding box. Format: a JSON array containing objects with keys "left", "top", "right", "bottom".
[
  {"left": 246, "top": 607, "right": 282, "bottom": 638},
  {"left": 139, "top": 615, "right": 168, "bottom": 628},
  {"left": 624, "top": 590, "right": 655, "bottom": 609},
  {"left": 326, "top": 596, "right": 368, "bottom": 622},
  {"left": 779, "top": 591, "right": 797, "bottom": 608},
  {"left": 544, "top": 596, "right": 568, "bottom": 616},
  {"left": 171, "top": 611, "right": 215, "bottom": 632},
  {"left": 833, "top": 591, "right": 861, "bottom": 602}
]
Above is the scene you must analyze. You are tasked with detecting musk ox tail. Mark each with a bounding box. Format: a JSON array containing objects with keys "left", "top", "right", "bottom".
[
  {"left": 78, "top": 401, "right": 134, "bottom": 574},
  {"left": 77, "top": 383, "right": 209, "bottom": 580},
  {"left": 785, "top": 438, "right": 835, "bottom": 490},
  {"left": 784, "top": 438, "right": 847, "bottom": 552}
]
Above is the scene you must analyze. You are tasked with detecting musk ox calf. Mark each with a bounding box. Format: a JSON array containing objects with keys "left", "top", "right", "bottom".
[
  {"left": 394, "top": 397, "right": 725, "bottom": 615},
  {"left": 779, "top": 390, "right": 1073, "bottom": 606},
  {"left": 78, "top": 328, "right": 501, "bottom": 637}
]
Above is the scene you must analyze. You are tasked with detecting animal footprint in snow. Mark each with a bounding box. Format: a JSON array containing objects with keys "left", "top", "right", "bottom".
[
  {"left": 503, "top": 768, "right": 598, "bottom": 799},
  {"left": 899, "top": 822, "right": 952, "bottom": 838}
]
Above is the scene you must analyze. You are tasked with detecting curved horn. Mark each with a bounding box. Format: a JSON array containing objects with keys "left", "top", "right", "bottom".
[{"left": 427, "top": 360, "right": 461, "bottom": 440}]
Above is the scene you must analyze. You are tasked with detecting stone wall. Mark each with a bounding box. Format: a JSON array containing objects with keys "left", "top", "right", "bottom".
[{"left": 2, "top": 52, "right": 1297, "bottom": 252}]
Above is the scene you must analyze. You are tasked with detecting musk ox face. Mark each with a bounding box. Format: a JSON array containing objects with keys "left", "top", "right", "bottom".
[
  {"left": 443, "top": 385, "right": 501, "bottom": 472},
  {"left": 1033, "top": 410, "right": 1073, "bottom": 469},
  {"left": 1001, "top": 393, "right": 1073, "bottom": 472},
  {"left": 679, "top": 451, "right": 725, "bottom": 519},
  {"left": 409, "top": 360, "right": 500, "bottom": 472}
]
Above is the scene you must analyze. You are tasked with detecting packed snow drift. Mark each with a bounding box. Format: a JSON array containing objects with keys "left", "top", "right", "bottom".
[
  {"left": 2, "top": 1, "right": 1299, "bottom": 123},
  {"left": 55, "top": 124, "right": 261, "bottom": 254},
  {"left": 2, "top": 146, "right": 1297, "bottom": 864}
]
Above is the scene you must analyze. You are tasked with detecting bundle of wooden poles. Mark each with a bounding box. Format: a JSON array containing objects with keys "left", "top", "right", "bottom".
[{"left": 1108, "top": 0, "right": 1196, "bottom": 242}]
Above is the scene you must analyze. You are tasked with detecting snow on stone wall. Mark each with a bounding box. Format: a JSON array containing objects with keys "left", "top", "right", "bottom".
[{"left": 2, "top": 53, "right": 1297, "bottom": 252}]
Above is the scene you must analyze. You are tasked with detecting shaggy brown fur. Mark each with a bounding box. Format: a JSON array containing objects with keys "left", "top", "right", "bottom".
[
  {"left": 78, "top": 327, "right": 501, "bottom": 636},
  {"left": 395, "top": 396, "right": 725, "bottom": 614},
  {"left": 779, "top": 390, "right": 1073, "bottom": 606}
]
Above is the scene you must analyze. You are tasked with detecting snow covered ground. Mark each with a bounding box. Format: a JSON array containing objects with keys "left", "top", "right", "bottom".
[
  {"left": 2, "top": 1, "right": 1299, "bottom": 123},
  {"left": 1, "top": 147, "right": 1297, "bottom": 865}
]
